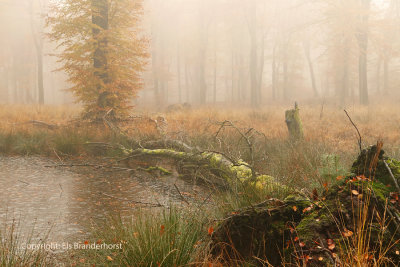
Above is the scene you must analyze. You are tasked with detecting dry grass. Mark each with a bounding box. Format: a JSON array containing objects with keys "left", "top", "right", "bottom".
[
  {"left": 0, "top": 105, "right": 81, "bottom": 125},
  {"left": 1, "top": 103, "right": 399, "bottom": 160},
  {"left": 162, "top": 104, "right": 400, "bottom": 155},
  {"left": 1, "top": 103, "right": 400, "bottom": 153},
  {"left": 1, "top": 103, "right": 399, "bottom": 161}
]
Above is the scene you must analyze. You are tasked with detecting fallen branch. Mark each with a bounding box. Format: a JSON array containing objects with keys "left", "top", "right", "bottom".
[
  {"left": 100, "top": 192, "right": 166, "bottom": 208},
  {"left": 45, "top": 163, "right": 98, "bottom": 168}
]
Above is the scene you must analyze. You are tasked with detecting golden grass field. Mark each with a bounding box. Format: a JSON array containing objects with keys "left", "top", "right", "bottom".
[{"left": 1, "top": 104, "right": 399, "bottom": 156}]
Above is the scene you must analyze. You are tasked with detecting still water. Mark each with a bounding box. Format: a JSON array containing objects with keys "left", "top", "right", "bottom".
[{"left": 0, "top": 156, "right": 201, "bottom": 243}]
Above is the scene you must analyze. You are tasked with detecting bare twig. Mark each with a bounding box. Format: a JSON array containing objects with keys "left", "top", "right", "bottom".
[
  {"left": 214, "top": 120, "right": 256, "bottom": 180},
  {"left": 344, "top": 110, "right": 362, "bottom": 153},
  {"left": 44, "top": 163, "right": 98, "bottom": 168},
  {"left": 173, "top": 184, "right": 190, "bottom": 205},
  {"left": 197, "top": 192, "right": 212, "bottom": 209},
  {"left": 100, "top": 192, "right": 165, "bottom": 208},
  {"left": 384, "top": 160, "right": 400, "bottom": 194},
  {"left": 52, "top": 148, "right": 63, "bottom": 163}
]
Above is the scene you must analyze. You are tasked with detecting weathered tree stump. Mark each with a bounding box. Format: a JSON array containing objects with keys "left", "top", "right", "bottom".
[
  {"left": 285, "top": 102, "right": 304, "bottom": 141},
  {"left": 209, "top": 145, "right": 400, "bottom": 266}
]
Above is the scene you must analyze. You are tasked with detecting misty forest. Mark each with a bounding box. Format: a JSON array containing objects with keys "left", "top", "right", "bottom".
[{"left": 2, "top": 0, "right": 400, "bottom": 266}]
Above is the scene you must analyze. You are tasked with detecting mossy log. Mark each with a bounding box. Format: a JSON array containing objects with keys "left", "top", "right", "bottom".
[
  {"left": 127, "top": 148, "right": 288, "bottom": 192},
  {"left": 210, "top": 146, "right": 400, "bottom": 266},
  {"left": 285, "top": 102, "right": 304, "bottom": 141}
]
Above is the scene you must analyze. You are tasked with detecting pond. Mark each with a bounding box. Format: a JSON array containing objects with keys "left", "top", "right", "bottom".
[{"left": 0, "top": 156, "right": 204, "bottom": 244}]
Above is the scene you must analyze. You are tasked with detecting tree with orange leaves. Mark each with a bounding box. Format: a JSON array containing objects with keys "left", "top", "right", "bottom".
[{"left": 47, "top": 0, "right": 148, "bottom": 119}]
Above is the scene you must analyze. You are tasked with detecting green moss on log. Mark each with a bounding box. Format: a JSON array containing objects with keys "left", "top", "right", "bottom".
[{"left": 129, "top": 148, "right": 290, "bottom": 193}]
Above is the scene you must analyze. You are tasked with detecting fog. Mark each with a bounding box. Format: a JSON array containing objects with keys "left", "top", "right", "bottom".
[{"left": 0, "top": 0, "right": 399, "bottom": 107}]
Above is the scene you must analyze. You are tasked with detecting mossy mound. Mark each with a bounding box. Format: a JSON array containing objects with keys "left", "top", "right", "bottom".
[
  {"left": 351, "top": 144, "right": 400, "bottom": 188},
  {"left": 210, "top": 146, "right": 400, "bottom": 266},
  {"left": 210, "top": 195, "right": 312, "bottom": 266}
]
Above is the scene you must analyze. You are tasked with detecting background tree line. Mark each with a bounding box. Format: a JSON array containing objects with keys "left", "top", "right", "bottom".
[{"left": 0, "top": 0, "right": 399, "bottom": 109}]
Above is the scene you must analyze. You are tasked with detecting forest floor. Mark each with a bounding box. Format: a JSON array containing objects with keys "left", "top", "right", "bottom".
[{"left": 1, "top": 103, "right": 400, "bottom": 266}]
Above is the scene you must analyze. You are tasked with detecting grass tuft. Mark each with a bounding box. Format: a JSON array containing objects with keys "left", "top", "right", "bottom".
[{"left": 78, "top": 207, "right": 208, "bottom": 266}]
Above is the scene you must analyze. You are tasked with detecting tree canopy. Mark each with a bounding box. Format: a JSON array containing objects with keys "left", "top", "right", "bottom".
[{"left": 47, "top": 0, "right": 148, "bottom": 119}]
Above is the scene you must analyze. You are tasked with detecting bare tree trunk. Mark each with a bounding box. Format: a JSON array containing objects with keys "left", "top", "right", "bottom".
[
  {"left": 153, "top": 53, "right": 160, "bottom": 105},
  {"left": 198, "top": 52, "right": 207, "bottom": 104},
  {"left": 36, "top": 47, "right": 44, "bottom": 104},
  {"left": 29, "top": 1, "right": 44, "bottom": 105},
  {"left": 0, "top": 67, "right": 8, "bottom": 103},
  {"left": 257, "top": 35, "right": 265, "bottom": 103},
  {"left": 383, "top": 57, "right": 389, "bottom": 94},
  {"left": 177, "top": 43, "right": 182, "bottom": 103},
  {"left": 376, "top": 57, "right": 381, "bottom": 93},
  {"left": 184, "top": 56, "right": 190, "bottom": 103},
  {"left": 249, "top": 33, "right": 258, "bottom": 107},
  {"left": 213, "top": 34, "right": 217, "bottom": 104},
  {"left": 272, "top": 44, "right": 277, "bottom": 100},
  {"left": 11, "top": 56, "right": 19, "bottom": 103},
  {"left": 197, "top": 1, "right": 208, "bottom": 105},
  {"left": 357, "top": 0, "right": 371, "bottom": 105},
  {"left": 303, "top": 40, "right": 318, "bottom": 97},
  {"left": 231, "top": 44, "right": 235, "bottom": 103},
  {"left": 92, "top": 0, "right": 110, "bottom": 111},
  {"left": 283, "top": 42, "right": 289, "bottom": 101},
  {"left": 151, "top": 3, "right": 161, "bottom": 106},
  {"left": 340, "top": 38, "right": 350, "bottom": 107},
  {"left": 248, "top": 2, "right": 259, "bottom": 107}
]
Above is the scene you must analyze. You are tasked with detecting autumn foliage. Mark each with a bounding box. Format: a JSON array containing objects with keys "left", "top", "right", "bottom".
[{"left": 47, "top": 0, "right": 148, "bottom": 119}]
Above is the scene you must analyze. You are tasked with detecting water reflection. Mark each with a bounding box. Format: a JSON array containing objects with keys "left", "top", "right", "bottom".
[{"left": 0, "top": 157, "right": 199, "bottom": 243}]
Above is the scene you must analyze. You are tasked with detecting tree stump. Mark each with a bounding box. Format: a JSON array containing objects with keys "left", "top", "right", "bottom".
[{"left": 285, "top": 102, "right": 304, "bottom": 141}]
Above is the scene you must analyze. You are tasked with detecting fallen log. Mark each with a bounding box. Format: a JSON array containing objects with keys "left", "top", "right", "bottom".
[{"left": 126, "top": 148, "right": 289, "bottom": 193}]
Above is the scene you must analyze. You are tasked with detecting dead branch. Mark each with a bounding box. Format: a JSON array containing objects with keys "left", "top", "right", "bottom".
[
  {"left": 173, "top": 184, "right": 190, "bottom": 205},
  {"left": 214, "top": 120, "right": 256, "bottom": 179},
  {"left": 100, "top": 192, "right": 166, "bottom": 208},
  {"left": 384, "top": 160, "right": 400, "bottom": 194},
  {"left": 344, "top": 109, "right": 362, "bottom": 153},
  {"left": 45, "top": 163, "right": 98, "bottom": 168}
]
